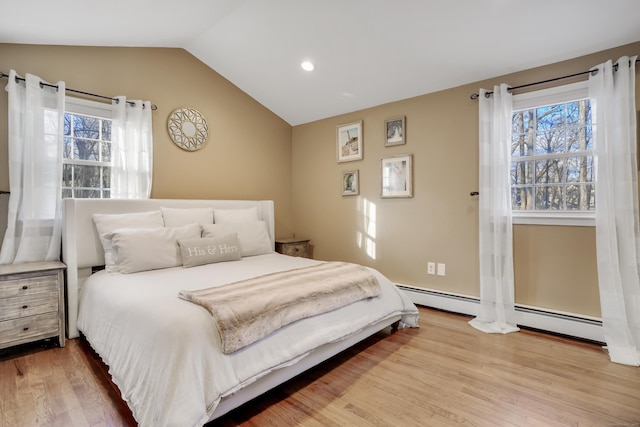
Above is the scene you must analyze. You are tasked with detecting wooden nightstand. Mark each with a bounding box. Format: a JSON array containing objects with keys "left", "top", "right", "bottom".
[
  {"left": 0, "top": 261, "right": 66, "bottom": 350},
  {"left": 275, "top": 238, "right": 311, "bottom": 258}
]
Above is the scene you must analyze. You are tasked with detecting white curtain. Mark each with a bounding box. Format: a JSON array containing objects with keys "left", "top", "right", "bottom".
[
  {"left": 469, "top": 84, "right": 520, "bottom": 334},
  {"left": 111, "top": 96, "right": 153, "bottom": 199},
  {"left": 0, "top": 71, "right": 64, "bottom": 264},
  {"left": 590, "top": 56, "right": 640, "bottom": 366}
]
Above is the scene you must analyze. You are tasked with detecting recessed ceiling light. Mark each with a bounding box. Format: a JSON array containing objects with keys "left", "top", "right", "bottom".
[{"left": 301, "top": 61, "right": 315, "bottom": 71}]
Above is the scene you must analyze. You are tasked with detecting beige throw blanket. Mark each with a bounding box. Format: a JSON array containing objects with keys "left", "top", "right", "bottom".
[{"left": 178, "top": 262, "right": 381, "bottom": 354}]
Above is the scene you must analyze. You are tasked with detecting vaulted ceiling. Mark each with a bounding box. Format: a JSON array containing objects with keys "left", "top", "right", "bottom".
[{"left": 1, "top": 0, "right": 639, "bottom": 125}]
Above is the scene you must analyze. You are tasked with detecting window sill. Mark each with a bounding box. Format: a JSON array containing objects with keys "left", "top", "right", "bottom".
[{"left": 512, "top": 212, "right": 595, "bottom": 227}]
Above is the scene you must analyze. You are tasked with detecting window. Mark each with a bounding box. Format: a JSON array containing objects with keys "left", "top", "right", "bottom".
[
  {"left": 62, "top": 98, "right": 113, "bottom": 199},
  {"left": 510, "top": 82, "right": 594, "bottom": 226}
]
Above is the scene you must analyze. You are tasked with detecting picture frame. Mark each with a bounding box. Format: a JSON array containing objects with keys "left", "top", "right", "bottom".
[
  {"left": 341, "top": 170, "right": 359, "bottom": 196},
  {"left": 337, "top": 121, "right": 363, "bottom": 162},
  {"left": 381, "top": 154, "right": 413, "bottom": 198},
  {"left": 384, "top": 116, "right": 405, "bottom": 147}
]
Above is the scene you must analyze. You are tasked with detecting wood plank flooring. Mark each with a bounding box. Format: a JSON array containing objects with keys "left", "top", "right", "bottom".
[{"left": 1, "top": 306, "right": 639, "bottom": 427}]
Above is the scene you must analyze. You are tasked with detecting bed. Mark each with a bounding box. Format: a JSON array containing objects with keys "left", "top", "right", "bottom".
[{"left": 62, "top": 198, "right": 419, "bottom": 427}]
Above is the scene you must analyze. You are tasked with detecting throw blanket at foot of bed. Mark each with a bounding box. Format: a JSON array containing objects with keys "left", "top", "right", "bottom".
[{"left": 178, "top": 262, "right": 382, "bottom": 353}]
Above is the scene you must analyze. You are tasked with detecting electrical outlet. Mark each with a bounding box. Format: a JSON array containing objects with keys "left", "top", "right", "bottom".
[
  {"left": 437, "top": 263, "right": 446, "bottom": 276},
  {"left": 427, "top": 262, "right": 435, "bottom": 275}
]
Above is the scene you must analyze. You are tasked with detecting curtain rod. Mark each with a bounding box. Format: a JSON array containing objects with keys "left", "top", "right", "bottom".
[
  {"left": 470, "top": 57, "right": 640, "bottom": 100},
  {"left": 0, "top": 71, "right": 157, "bottom": 110}
]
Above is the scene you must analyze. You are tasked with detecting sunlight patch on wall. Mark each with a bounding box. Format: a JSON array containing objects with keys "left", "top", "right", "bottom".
[{"left": 356, "top": 197, "right": 377, "bottom": 260}]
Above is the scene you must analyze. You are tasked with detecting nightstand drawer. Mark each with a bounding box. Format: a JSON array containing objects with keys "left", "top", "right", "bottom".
[
  {"left": 0, "top": 274, "right": 58, "bottom": 298},
  {"left": 275, "top": 239, "right": 311, "bottom": 258},
  {"left": 0, "top": 291, "right": 59, "bottom": 321},
  {"left": 281, "top": 243, "right": 308, "bottom": 257},
  {"left": 0, "top": 312, "right": 59, "bottom": 346}
]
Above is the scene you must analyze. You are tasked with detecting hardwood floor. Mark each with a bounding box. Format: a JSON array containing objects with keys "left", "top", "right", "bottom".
[{"left": 1, "top": 306, "right": 639, "bottom": 427}]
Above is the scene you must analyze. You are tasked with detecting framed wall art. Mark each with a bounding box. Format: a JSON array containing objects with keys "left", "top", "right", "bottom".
[
  {"left": 336, "top": 120, "right": 363, "bottom": 162},
  {"left": 384, "top": 116, "right": 405, "bottom": 146},
  {"left": 341, "top": 170, "right": 359, "bottom": 196},
  {"left": 381, "top": 154, "right": 413, "bottom": 198}
]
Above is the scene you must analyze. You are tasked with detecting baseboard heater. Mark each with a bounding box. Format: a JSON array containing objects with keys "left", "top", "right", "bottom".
[{"left": 398, "top": 284, "right": 604, "bottom": 344}]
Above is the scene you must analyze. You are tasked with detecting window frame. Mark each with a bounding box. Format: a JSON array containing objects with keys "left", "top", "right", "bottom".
[
  {"left": 63, "top": 97, "right": 114, "bottom": 199},
  {"left": 510, "top": 81, "right": 595, "bottom": 227}
]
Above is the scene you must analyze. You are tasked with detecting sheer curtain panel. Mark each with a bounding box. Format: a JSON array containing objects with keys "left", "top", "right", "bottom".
[
  {"left": 590, "top": 56, "right": 640, "bottom": 366},
  {"left": 111, "top": 96, "right": 153, "bottom": 199},
  {"left": 0, "top": 71, "right": 65, "bottom": 264},
  {"left": 469, "top": 84, "right": 519, "bottom": 334}
]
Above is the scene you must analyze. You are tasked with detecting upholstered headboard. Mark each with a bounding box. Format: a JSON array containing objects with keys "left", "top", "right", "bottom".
[{"left": 62, "top": 198, "right": 275, "bottom": 338}]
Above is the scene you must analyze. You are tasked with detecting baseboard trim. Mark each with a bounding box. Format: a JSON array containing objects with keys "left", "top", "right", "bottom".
[{"left": 398, "top": 284, "right": 604, "bottom": 344}]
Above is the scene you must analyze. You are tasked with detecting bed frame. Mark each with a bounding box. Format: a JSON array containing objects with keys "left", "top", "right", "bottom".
[
  {"left": 61, "top": 198, "right": 401, "bottom": 422},
  {"left": 62, "top": 198, "right": 276, "bottom": 339}
]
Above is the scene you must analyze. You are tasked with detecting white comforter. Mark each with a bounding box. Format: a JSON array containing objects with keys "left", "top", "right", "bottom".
[{"left": 77, "top": 253, "right": 419, "bottom": 427}]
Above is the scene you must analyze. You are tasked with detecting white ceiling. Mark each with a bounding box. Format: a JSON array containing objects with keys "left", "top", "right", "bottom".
[{"left": 1, "top": 0, "right": 639, "bottom": 125}]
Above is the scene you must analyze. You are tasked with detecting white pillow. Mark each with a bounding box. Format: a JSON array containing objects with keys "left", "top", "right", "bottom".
[
  {"left": 213, "top": 207, "right": 259, "bottom": 224},
  {"left": 104, "top": 223, "right": 201, "bottom": 274},
  {"left": 202, "top": 221, "right": 272, "bottom": 257},
  {"left": 92, "top": 210, "right": 164, "bottom": 272},
  {"left": 178, "top": 234, "right": 241, "bottom": 268},
  {"left": 161, "top": 207, "right": 214, "bottom": 227}
]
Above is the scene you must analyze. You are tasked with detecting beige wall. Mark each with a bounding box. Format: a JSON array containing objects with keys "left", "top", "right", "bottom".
[
  {"left": 0, "top": 44, "right": 294, "bottom": 238},
  {"left": 292, "top": 42, "right": 640, "bottom": 318},
  {"left": 1, "top": 42, "right": 639, "bottom": 318}
]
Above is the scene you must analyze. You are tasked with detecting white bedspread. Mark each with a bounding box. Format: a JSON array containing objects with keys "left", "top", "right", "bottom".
[{"left": 77, "top": 253, "right": 419, "bottom": 427}]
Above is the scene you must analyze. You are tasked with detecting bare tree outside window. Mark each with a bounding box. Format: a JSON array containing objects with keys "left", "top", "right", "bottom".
[
  {"left": 510, "top": 98, "right": 594, "bottom": 212},
  {"left": 62, "top": 111, "right": 112, "bottom": 198}
]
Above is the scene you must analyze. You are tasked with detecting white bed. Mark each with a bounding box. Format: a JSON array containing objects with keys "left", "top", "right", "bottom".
[{"left": 62, "top": 198, "right": 419, "bottom": 427}]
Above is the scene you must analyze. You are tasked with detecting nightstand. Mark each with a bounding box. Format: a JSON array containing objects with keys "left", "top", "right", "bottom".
[
  {"left": 275, "top": 238, "right": 311, "bottom": 258},
  {"left": 0, "top": 261, "right": 66, "bottom": 350}
]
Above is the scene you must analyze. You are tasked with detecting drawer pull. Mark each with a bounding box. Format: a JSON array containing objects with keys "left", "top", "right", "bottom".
[
  {"left": 22, "top": 305, "right": 28, "bottom": 309},
  {"left": 22, "top": 285, "right": 28, "bottom": 290},
  {"left": 23, "top": 327, "right": 29, "bottom": 331}
]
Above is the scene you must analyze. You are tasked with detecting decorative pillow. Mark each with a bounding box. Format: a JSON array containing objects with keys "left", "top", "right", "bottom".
[
  {"left": 178, "top": 234, "right": 241, "bottom": 268},
  {"left": 92, "top": 210, "right": 164, "bottom": 272},
  {"left": 213, "top": 207, "right": 259, "bottom": 224},
  {"left": 201, "top": 221, "right": 272, "bottom": 257},
  {"left": 104, "top": 223, "right": 201, "bottom": 274},
  {"left": 161, "top": 207, "right": 214, "bottom": 227}
]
